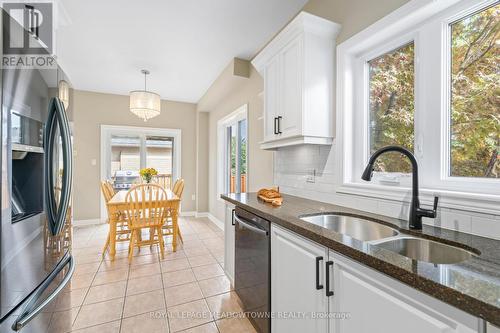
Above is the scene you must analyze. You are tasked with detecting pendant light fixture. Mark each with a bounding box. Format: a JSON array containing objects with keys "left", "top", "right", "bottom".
[{"left": 129, "top": 69, "right": 161, "bottom": 121}]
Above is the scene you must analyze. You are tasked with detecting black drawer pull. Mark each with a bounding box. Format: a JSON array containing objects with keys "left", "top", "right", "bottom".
[
  {"left": 326, "top": 261, "right": 334, "bottom": 297},
  {"left": 315, "top": 256, "right": 324, "bottom": 290},
  {"left": 274, "top": 117, "right": 279, "bottom": 135},
  {"left": 231, "top": 209, "right": 235, "bottom": 226}
]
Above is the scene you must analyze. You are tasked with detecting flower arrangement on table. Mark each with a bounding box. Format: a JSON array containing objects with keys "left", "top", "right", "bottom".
[{"left": 139, "top": 167, "right": 158, "bottom": 183}]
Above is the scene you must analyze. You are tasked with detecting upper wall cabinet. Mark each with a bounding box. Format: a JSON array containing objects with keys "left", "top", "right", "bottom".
[{"left": 252, "top": 12, "right": 340, "bottom": 150}]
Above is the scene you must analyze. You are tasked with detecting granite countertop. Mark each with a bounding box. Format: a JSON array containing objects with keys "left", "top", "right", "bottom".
[{"left": 222, "top": 192, "right": 500, "bottom": 326}]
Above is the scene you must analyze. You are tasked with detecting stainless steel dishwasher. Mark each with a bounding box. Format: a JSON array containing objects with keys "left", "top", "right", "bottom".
[{"left": 234, "top": 207, "right": 270, "bottom": 333}]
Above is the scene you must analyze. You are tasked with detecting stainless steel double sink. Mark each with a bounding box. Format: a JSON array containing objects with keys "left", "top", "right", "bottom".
[{"left": 300, "top": 214, "right": 474, "bottom": 264}]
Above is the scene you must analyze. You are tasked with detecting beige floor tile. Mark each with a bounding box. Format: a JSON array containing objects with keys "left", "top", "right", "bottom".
[
  {"left": 129, "top": 253, "right": 160, "bottom": 266},
  {"left": 73, "top": 262, "right": 101, "bottom": 277},
  {"left": 72, "top": 298, "right": 123, "bottom": 330},
  {"left": 126, "top": 274, "right": 163, "bottom": 296},
  {"left": 98, "top": 258, "right": 129, "bottom": 272},
  {"left": 120, "top": 311, "right": 169, "bottom": 333},
  {"left": 129, "top": 262, "right": 161, "bottom": 279},
  {"left": 198, "top": 276, "right": 232, "bottom": 297},
  {"left": 164, "top": 282, "right": 204, "bottom": 307},
  {"left": 84, "top": 281, "right": 126, "bottom": 304},
  {"left": 179, "top": 322, "right": 219, "bottom": 333},
  {"left": 53, "top": 288, "right": 88, "bottom": 311},
  {"left": 92, "top": 268, "right": 128, "bottom": 286},
  {"left": 47, "top": 307, "right": 79, "bottom": 333},
  {"left": 69, "top": 273, "right": 95, "bottom": 290},
  {"left": 201, "top": 238, "right": 224, "bottom": 247},
  {"left": 161, "top": 250, "right": 187, "bottom": 261},
  {"left": 162, "top": 269, "right": 196, "bottom": 287},
  {"left": 179, "top": 240, "right": 206, "bottom": 249},
  {"left": 187, "top": 255, "right": 217, "bottom": 268},
  {"left": 216, "top": 317, "right": 257, "bottom": 333},
  {"left": 183, "top": 247, "right": 209, "bottom": 257},
  {"left": 123, "top": 290, "right": 165, "bottom": 318},
  {"left": 198, "top": 232, "right": 219, "bottom": 240},
  {"left": 73, "top": 253, "right": 102, "bottom": 265},
  {"left": 70, "top": 320, "right": 120, "bottom": 333},
  {"left": 168, "top": 299, "right": 213, "bottom": 332},
  {"left": 206, "top": 291, "right": 243, "bottom": 319},
  {"left": 161, "top": 258, "right": 190, "bottom": 273},
  {"left": 192, "top": 264, "right": 224, "bottom": 281}
]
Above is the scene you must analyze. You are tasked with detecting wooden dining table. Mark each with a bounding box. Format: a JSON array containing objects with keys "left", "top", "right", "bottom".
[{"left": 106, "top": 189, "right": 181, "bottom": 261}]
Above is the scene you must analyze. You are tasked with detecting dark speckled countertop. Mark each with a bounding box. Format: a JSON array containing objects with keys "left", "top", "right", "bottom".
[{"left": 222, "top": 192, "right": 500, "bottom": 326}]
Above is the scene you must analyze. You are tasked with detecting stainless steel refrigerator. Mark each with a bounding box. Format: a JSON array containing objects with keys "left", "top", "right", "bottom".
[{"left": 0, "top": 9, "right": 75, "bottom": 332}]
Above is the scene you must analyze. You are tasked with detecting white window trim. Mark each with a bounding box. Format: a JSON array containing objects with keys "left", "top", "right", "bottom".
[
  {"left": 336, "top": 0, "right": 500, "bottom": 215},
  {"left": 217, "top": 104, "right": 248, "bottom": 201},
  {"left": 100, "top": 125, "right": 182, "bottom": 220}
]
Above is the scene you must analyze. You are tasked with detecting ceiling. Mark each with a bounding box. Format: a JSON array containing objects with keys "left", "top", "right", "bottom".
[{"left": 56, "top": 0, "right": 307, "bottom": 103}]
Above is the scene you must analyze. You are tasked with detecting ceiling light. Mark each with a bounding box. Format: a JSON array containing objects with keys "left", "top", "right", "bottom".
[{"left": 129, "top": 69, "right": 160, "bottom": 121}]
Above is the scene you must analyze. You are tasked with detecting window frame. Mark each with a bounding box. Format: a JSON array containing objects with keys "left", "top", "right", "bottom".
[
  {"left": 100, "top": 125, "right": 182, "bottom": 219},
  {"left": 336, "top": 0, "right": 500, "bottom": 215},
  {"left": 217, "top": 104, "right": 248, "bottom": 199}
]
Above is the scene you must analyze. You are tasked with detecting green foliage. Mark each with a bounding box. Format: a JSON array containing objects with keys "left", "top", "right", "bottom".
[
  {"left": 451, "top": 4, "right": 499, "bottom": 178},
  {"left": 369, "top": 43, "right": 415, "bottom": 173}
]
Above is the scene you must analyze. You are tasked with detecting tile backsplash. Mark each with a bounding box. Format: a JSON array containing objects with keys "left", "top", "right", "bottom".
[{"left": 273, "top": 143, "right": 500, "bottom": 240}]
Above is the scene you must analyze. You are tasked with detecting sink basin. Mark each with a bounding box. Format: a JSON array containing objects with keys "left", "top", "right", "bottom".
[
  {"left": 376, "top": 237, "right": 473, "bottom": 264},
  {"left": 300, "top": 214, "right": 399, "bottom": 241}
]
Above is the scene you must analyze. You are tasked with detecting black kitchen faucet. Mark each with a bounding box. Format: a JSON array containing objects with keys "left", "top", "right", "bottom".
[{"left": 361, "top": 145, "right": 439, "bottom": 230}]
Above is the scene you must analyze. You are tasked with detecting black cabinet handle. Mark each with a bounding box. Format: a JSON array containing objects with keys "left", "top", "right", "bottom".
[
  {"left": 274, "top": 117, "right": 279, "bottom": 135},
  {"left": 231, "top": 209, "right": 235, "bottom": 226},
  {"left": 277, "top": 116, "right": 282, "bottom": 134},
  {"left": 326, "top": 261, "right": 334, "bottom": 297},
  {"left": 315, "top": 256, "right": 324, "bottom": 290}
]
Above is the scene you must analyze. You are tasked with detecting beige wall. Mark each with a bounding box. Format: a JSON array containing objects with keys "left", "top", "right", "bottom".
[
  {"left": 72, "top": 90, "right": 197, "bottom": 221},
  {"left": 196, "top": 111, "right": 209, "bottom": 212},
  {"left": 197, "top": 62, "right": 273, "bottom": 222},
  {"left": 303, "top": 0, "right": 409, "bottom": 43}
]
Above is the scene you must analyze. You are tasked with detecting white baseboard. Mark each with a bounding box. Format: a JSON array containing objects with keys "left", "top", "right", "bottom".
[
  {"left": 195, "top": 212, "right": 209, "bottom": 218},
  {"left": 207, "top": 213, "right": 224, "bottom": 231},
  {"left": 180, "top": 211, "right": 196, "bottom": 217},
  {"left": 73, "top": 218, "right": 105, "bottom": 227}
]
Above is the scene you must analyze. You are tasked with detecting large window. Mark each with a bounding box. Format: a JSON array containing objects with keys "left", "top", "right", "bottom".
[
  {"left": 368, "top": 42, "right": 415, "bottom": 173},
  {"left": 337, "top": 0, "right": 499, "bottom": 211},
  {"left": 217, "top": 105, "right": 248, "bottom": 196},
  {"left": 450, "top": 3, "right": 499, "bottom": 178}
]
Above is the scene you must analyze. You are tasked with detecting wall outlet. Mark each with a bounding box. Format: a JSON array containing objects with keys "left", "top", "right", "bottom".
[
  {"left": 192, "top": 194, "right": 196, "bottom": 201},
  {"left": 306, "top": 169, "right": 316, "bottom": 183}
]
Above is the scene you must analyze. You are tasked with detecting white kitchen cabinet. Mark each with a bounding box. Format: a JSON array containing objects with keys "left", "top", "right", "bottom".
[
  {"left": 224, "top": 203, "right": 235, "bottom": 284},
  {"left": 252, "top": 12, "right": 340, "bottom": 150},
  {"left": 271, "top": 224, "right": 329, "bottom": 333},
  {"left": 329, "top": 250, "right": 480, "bottom": 333},
  {"left": 263, "top": 57, "right": 280, "bottom": 142},
  {"left": 269, "top": 224, "right": 481, "bottom": 333}
]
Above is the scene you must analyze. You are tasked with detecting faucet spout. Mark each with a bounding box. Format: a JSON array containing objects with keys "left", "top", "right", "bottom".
[{"left": 361, "top": 146, "right": 438, "bottom": 230}]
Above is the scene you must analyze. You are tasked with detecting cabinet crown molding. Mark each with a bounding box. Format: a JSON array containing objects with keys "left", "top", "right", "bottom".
[{"left": 252, "top": 11, "right": 341, "bottom": 73}]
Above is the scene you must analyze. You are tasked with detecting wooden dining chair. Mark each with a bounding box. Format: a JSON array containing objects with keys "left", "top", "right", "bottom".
[
  {"left": 162, "top": 179, "right": 184, "bottom": 243},
  {"left": 101, "top": 180, "right": 130, "bottom": 257},
  {"left": 125, "top": 184, "right": 168, "bottom": 262}
]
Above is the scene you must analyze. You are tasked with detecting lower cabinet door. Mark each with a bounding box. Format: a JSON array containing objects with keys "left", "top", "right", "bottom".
[
  {"left": 330, "top": 251, "right": 479, "bottom": 333},
  {"left": 271, "top": 225, "right": 329, "bottom": 333}
]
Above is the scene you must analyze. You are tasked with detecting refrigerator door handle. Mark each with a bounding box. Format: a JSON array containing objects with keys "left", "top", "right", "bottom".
[
  {"left": 45, "top": 97, "right": 73, "bottom": 235},
  {"left": 12, "top": 252, "right": 75, "bottom": 331}
]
